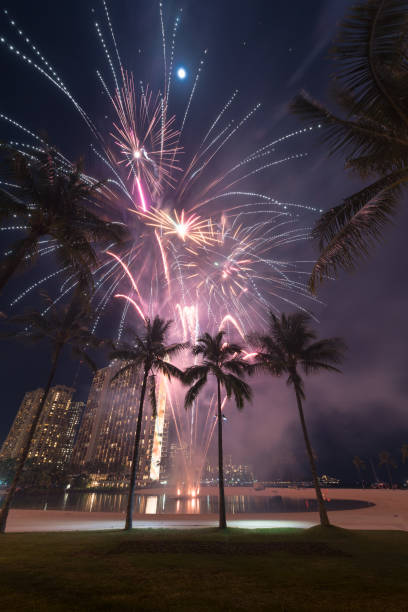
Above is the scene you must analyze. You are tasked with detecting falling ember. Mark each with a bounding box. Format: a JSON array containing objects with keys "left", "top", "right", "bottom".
[
  {"left": 114, "top": 294, "right": 145, "bottom": 322},
  {"left": 219, "top": 314, "right": 245, "bottom": 340}
]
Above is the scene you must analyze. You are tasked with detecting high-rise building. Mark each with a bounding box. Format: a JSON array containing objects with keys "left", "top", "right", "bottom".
[
  {"left": 0, "top": 386, "right": 81, "bottom": 468},
  {"left": 28, "top": 385, "right": 77, "bottom": 467},
  {"left": 62, "top": 400, "right": 84, "bottom": 464},
  {"left": 71, "top": 364, "right": 167, "bottom": 487},
  {"left": 0, "top": 388, "right": 44, "bottom": 460}
]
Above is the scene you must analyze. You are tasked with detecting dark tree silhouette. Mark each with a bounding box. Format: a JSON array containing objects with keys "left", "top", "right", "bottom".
[
  {"left": 378, "top": 450, "right": 397, "bottom": 487},
  {"left": 110, "top": 316, "right": 187, "bottom": 530},
  {"left": 250, "top": 311, "right": 346, "bottom": 527},
  {"left": 352, "top": 456, "right": 366, "bottom": 487},
  {"left": 184, "top": 331, "right": 252, "bottom": 529},
  {"left": 0, "top": 148, "right": 125, "bottom": 292},
  {"left": 290, "top": 0, "right": 408, "bottom": 291},
  {"left": 0, "top": 292, "right": 101, "bottom": 533}
]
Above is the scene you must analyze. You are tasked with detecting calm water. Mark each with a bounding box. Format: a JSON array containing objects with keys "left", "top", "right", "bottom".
[{"left": 0, "top": 490, "right": 374, "bottom": 514}]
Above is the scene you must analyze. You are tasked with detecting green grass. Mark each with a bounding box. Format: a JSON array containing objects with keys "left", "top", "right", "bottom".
[{"left": 0, "top": 527, "right": 407, "bottom": 611}]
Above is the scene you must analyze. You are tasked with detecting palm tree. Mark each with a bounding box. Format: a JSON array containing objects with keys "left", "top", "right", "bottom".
[
  {"left": 0, "top": 292, "right": 102, "bottom": 533},
  {"left": 250, "top": 312, "right": 346, "bottom": 527},
  {"left": 352, "top": 456, "right": 366, "bottom": 488},
  {"left": 290, "top": 0, "right": 408, "bottom": 292},
  {"left": 401, "top": 444, "right": 408, "bottom": 465},
  {"left": 110, "top": 316, "right": 187, "bottom": 530},
  {"left": 378, "top": 450, "right": 397, "bottom": 487},
  {"left": 184, "top": 331, "right": 252, "bottom": 529},
  {"left": 0, "top": 148, "right": 125, "bottom": 292}
]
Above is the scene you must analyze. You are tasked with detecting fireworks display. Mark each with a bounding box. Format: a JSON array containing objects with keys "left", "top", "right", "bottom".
[{"left": 0, "top": 1, "right": 324, "bottom": 489}]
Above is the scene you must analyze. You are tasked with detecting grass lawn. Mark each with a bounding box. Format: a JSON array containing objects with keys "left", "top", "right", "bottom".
[{"left": 0, "top": 526, "right": 407, "bottom": 611}]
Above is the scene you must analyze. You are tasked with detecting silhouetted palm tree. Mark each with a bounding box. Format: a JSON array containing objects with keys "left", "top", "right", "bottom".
[
  {"left": 352, "top": 456, "right": 366, "bottom": 488},
  {"left": 0, "top": 148, "right": 125, "bottom": 292},
  {"left": 290, "top": 0, "right": 408, "bottom": 292},
  {"left": 110, "top": 316, "right": 187, "bottom": 530},
  {"left": 250, "top": 312, "right": 346, "bottom": 527},
  {"left": 184, "top": 331, "right": 252, "bottom": 529},
  {"left": 378, "top": 450, "right": 397, "bottom": 487},
  {"left": 401, "top": 444, "right": 408, "bottom": 465},
  {"left": 0, "top": 292, "right": 101, "bottom": 533}
]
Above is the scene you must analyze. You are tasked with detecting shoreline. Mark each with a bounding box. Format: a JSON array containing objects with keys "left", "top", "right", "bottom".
[{"left": 4, "top": 487, "right": 407, "bottom": 532}]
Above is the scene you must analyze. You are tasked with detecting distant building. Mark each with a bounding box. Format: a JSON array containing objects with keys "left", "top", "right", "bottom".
[
  {"left": 202, "top": 456, "right": 254, "bottom": 486},
  {"left": 0, "top": 386, "right": 81, "bottom": 468},
  {"left": 28, "top": 386, "right": 77, "bottom": 467},
  {"left": 71, "top": 364, "right": 167, "bottom": 487},
  {"left": 0, "top": 388, "right": 44, "bottom": 460}
]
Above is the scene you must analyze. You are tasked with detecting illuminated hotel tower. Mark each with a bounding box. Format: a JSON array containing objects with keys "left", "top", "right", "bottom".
[
  {"left": 0, "top": 386, "right": 81, "bottom": 467},
  {"left": 71, "top": 364, "right": 168, "bottom": 486},
  {"left": 0, "top": 388, "right": 44, "bottom": 460}
]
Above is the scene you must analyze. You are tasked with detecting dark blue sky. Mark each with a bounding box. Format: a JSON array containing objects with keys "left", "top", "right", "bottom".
[{"left": 0, "top": 0, "right": 407, "bottom": 483}]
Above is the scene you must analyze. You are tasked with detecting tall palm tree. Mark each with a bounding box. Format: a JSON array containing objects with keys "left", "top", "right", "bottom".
[
  {"left": 0, "top": 292, "right": 102, "bottom": 533},
  {"left": 0, "top": 148, "right": 125, "bottom": 292},
  {"left": 290, "top": 0, "right": 408, "bottom": 292},
  {"left": 250, "top": 312, "right": 346, "bottom": 527},
  {"left": 110, "top": 316, "right": 187, "bottom": 530},
  {"left": 401, "top": 444, "right": 408, "bottom": 465},
  {"left": 352, "top": 455, "right": 366, "bottom": 488},
  {"left": 378, "top": 450, "right": 397, "bottom": 487},
  {"left": 184, "top": 331, "right": 252, "bottom": 529}
]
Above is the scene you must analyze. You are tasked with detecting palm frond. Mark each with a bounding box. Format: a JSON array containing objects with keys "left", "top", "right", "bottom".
[
  {"left": 183, "top": 364, "right": 210, "bottom": 384},
  {"left": 156, "top": 359, "right": 184, "bottom": 382},
  {"left": 185, "top": 375, "right": 207, "bottom": 408},
  {"left": 301, "top": 338, "right": 347, "bottom": 371},
  {"left": 224, "top": 374, "right": 252, "bottom": 410},
  {"left": 110, "top": 362, "right": 140, "bottom": 384},
  {"left": 332, "top": 0, "right": 408, "bottom": 128},
  {"left": 290, "top": 91, "right": 408, "bottom": 165},
  {"left": 309, "top": 173, "right": 405, "bottom": 291}
]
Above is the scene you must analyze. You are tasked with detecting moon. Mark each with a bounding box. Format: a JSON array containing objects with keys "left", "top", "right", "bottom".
[{"left": 177, "top": 67, "right": 187, "bottom": 79}]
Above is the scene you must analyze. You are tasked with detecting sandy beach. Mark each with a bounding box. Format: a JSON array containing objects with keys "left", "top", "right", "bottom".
[{"left": 4, "top": 486, "right": 407, "bottom": 532}]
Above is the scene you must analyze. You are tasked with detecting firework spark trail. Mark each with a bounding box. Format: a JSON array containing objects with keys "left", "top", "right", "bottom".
[
  {"left": 180, "top": 49, "right": 206, "bottom": 134},
  {"left": 165, "top": 9, "right": 182, "bottom": 107},
  {"left": 0, "top": 22, "right": 98, "bottom": 138},
  {"left": 106, "top": 251, "right": 144, "bottom": 303},
  {"left": 109, "top": 73, "right": 181, "bottom": 199},
  {"left": 201, "top": 89, "right": 239, "bottom": 145},
  {"left": 114, "top": 293, "right": 145, "bottom": 321},
  {"left": 155, "top": 230, "right": 170, "bottom": 289},
  {"left": 102, "top": 0, "right": 123, "bottom": 77},
  {"left": 9, "top": 267, "right": 70, "bottom": 307},
  {"left": 94, "top": 20, "right": 120, "bottom": 94}
]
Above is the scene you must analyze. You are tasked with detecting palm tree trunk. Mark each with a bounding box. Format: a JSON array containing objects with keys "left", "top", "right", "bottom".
[
  {"left": 217, "top": 378, "right": 227, "bottom": 529},
  {"left": 386, "top": 464, "right": 393, "bottom": 488},
  {"left": 294, "top": 386, "right": 330, "bottom": 527},
  {"left": 0, "top": 233, "right": 39, "bottom": 294},
  {"left": 125, "top": 367, "right": 148, "bottom": 531},
  {"left": 0, "top": 344, "right": 62, "bottom": 533}
]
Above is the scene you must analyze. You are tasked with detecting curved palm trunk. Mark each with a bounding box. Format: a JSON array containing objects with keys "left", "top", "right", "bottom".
[
  {"left": 0, "top": 344, "right": 62, "bottom": 533},
  {"left": 0, "top": 233, "right": 39, "bottom": 294},
  {"left": 217, "top": 378, "right": 227, "bottom": 529},
  {"left": 294, "top": 386, "right": 330, "bottom": 527},
  {"left": 125, "top": 367, "right": 148, "bottom": 531}
]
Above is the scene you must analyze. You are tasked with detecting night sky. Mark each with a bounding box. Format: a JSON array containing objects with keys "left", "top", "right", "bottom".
[{"left": 0, "top": 0, "right": 407, "bottom": 484}]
